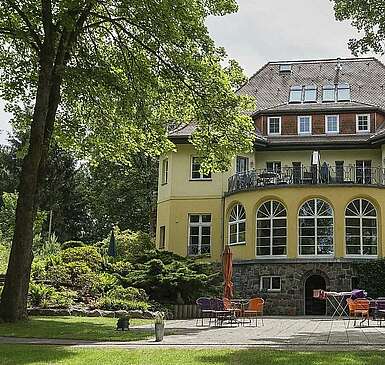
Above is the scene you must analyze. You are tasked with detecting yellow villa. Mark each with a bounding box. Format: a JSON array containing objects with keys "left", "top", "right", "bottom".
[{"left": 156, "top": 57, "right": 385, "bottom": 315}]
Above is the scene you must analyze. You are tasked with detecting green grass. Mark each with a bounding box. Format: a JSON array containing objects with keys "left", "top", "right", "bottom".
[
  {"left": 0, "top": 316, "right": 152, "bottom": 342},
  {"left": 1, "top": 346, "right": 385, "bottom": 365}
]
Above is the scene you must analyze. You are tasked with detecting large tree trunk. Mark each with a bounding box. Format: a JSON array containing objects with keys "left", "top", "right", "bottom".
[{"left": 0, "top": 40, "right": 55, "bottom": 322}]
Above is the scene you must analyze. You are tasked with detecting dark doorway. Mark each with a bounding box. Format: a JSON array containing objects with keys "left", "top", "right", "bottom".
[{"left": 305, "top": 275, "right": 326, "bottom": 315}]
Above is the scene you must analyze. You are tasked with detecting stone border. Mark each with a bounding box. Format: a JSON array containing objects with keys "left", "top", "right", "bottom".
[{"left": 27, "top": 307, "right": 156, "bottom": 319}]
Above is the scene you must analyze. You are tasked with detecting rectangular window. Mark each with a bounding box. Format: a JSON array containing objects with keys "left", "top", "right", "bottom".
[
  {"left": 337, "top": 83, "right": 351, "bottom": 101},
  {"left": 161, "top": 159, "right": 168, "bottom": 184},
  {"left": 159, "top": 226, "right": 166, "bottom": 249},
  {"left": 289, "top": 86, "right": 302, "bottom": 103},
  {"left": 268, "top": 117, "right": 281, "bottom": 135},
  {"left": 260, "top": 276, "right": 281, "bottom": 291},
  {"left": 266, "top": 161, "right": 281, "bottom": 172},
  {"left": 356, "top": 160, "right": 372, "bottom": 184},
  {"left": 236, "top": 156, "right": 249, "bottom": 174},
  {"left": 325, "top": 115, "right": 339, "bottom": 134},
  {"left": 298, "top": 116, "right": 312, "bottom": 134},
  {"left": 191, "top": 157, "right": 212, "bottom": 180},
  {"left": 322, "top": 85, "right": 335, "bottom": 102},
  {"left": 188, "top": 214, "right": 211, "bottom": 256},
  {"left": 303, "top": 85, "right": 317, "bottom": 102},
  {"left": 356, "top": 114, "right": 370, "bottom": 133}
]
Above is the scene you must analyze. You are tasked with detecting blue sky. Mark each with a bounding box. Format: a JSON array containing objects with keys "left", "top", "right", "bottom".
[{"left": 1, "top": 0, "right": 384, "bottom": 145}]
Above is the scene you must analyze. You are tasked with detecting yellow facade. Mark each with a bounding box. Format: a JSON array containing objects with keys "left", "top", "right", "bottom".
[{"left": 157, "top": 143, "right": 385, "bottom": 262}]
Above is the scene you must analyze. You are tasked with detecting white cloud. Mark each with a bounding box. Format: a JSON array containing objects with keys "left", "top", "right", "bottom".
[{"left": 206, "top": 0, "right": 385, "bottom": 75}]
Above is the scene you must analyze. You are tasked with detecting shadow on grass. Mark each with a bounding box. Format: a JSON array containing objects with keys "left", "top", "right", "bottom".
[
  {"left": 0, "top": 316, "right": 151, "bottom": 342},
  {"left": 0, "top": 345, "right": 76, "bottom": 365}
]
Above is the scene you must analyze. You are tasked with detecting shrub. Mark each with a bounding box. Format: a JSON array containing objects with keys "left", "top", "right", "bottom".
[
  {"left": 96, "top": 273, "right": 119, "bottom": 294},
  {"left": 0, "top": 244, "right": 9, "bottom": 274},
  {"left": 101, "top": 228, "right": 155, "bottom": 261},
  {"left": 93, "top": 297, "right": 149, "bottom": 311},
  {"left": 107, "top": 285, "right": 148, "bottom": 302},
  {"left": 48, "top": 289, "right": 77, "bottom": 309},
  {"left": 61, "top": 246, "right": 103, "bottom": 271},
  {"left": 29, "top": 283, "right": 56, "bottom": 307},
  {"left": 61, "top": 240, "right": 85, "bottom": 250}
]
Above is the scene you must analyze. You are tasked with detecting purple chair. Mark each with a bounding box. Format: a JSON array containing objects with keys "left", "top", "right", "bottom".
[
  {"left": 374, "top": 298, "right": 385, "bottom": 325},
  {"left": 351, "top": 289, "right": 367, "bottom": 300},
  {"left": 196, "top": 297, "right": 213, "bottom": 326}
]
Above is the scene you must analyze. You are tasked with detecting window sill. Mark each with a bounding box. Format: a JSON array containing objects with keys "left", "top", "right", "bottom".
[
  {"left": 345, "top": 255, "right": 377, "bottom": 259},
  {"left": 189, "top": 179, "right": 212, "bottom": 182},
  {"left": 298, "top": 254, "right": 335, "bottom": 258},
  {"left": 228, "top": 242, "right": 246, "bottom": 246},
  {"left": 256, "top": 255, "right": 287, "bottom": 259}
]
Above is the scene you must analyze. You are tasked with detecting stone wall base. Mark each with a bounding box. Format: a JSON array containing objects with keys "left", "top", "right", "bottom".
[{"left": 233, "top": 260, "right": 356, "bottom": 316}]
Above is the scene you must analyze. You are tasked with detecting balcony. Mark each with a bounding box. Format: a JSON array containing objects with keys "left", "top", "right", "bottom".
[{"left": 227, "top": 165, "right": 385, "bottom": 194}]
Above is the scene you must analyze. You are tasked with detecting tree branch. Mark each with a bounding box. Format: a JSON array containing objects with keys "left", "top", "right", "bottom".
[{"left": 5, "top": 0, "right": 42, "bottom": 49}]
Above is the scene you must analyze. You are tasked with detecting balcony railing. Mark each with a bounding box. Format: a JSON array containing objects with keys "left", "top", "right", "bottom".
[{"left": 228, "top": 165, "right": 385, "bottom": 194}]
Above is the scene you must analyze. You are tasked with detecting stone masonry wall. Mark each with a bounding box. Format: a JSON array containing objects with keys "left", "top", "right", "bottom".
[{"left": 233, "top": 260, "right": 356, "bottom": 316}]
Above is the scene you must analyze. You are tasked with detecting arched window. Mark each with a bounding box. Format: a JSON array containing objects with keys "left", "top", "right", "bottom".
[
  {"left": 345, "top": 199, "right": 377, "bottom": 256},
  {"left": 256, "top": 201, "right": 287, "bottom": 256},
  {"left": 228, "top": 204, "right": 246, "bottom": 245},
  {"left": 299, "top": 198, "right": 334, "bottom": 256}
]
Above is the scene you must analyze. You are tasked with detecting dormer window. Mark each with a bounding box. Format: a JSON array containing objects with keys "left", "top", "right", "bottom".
[
  {"left": 289, "top": 86, "right": 302, "bottom": 103},
  {"left": 322, "top": 84, "right": 335, "bottom": 102},
  {"left": 337, "top": 83, "right": 351, "bottom": 101},
  {"left": 303, "top": 85, "right": 317, "bottom": 103},
  {"left": 279, "top": 64, "right": 292, "bottom": 73}
]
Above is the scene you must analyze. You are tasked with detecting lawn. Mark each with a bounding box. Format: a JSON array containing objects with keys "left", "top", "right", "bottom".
[
  {"left": 0, "top": 346, "right": 385, "bottom": 365},
  {"left": 0, "top": 316, "right": 152, "bottom": 342}
]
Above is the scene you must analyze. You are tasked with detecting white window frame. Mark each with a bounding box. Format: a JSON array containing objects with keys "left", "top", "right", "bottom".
[
  {"left": 161, "top": 159, "right": 168, "bottom": 184},
  {"left": 190, "top": 156, "right": 212, "bottom": 181},
  {"left": 337, "top": 83, "right": 351, "bottom": 102},
  {"left": 228, "top": 204, "right": 246, "bottom": 245},
  {"left": 356, "top": 114, "right": 370, "bottom": 133},
  {"left": 256, "top": 201, "right": 287, "bottom": 257},
  {"left": 345, "top": 199, "right": 377, "bottom": 258},
  {"left": 260, "top": 276, "right": 281, "bottom": 292},
  {"left": 298, "top": 198, "right": 334, "bottom": 257},
  {"left": 236, "top": 156, "right": 249, "bottom": 174},
  {"left": 289, "top": 85, "right": 302, "bottom": 103},
  {"left": 322, "top": 84, "right": 336, "bottom": 102},
  {"left": 297, "top": 116, "right": 312, "bottom": 135},
  {"left": 303, "top": 85, "right": 317, "bottom": 103},
  {"left": 267, "top": 116, "right": 281, "bottom": 135},
  {"left": 188, "top": 214, "right": 212, "bottom": 256},
  {"left": 325, "top": 115, "right": 339, "bottom": 134}
]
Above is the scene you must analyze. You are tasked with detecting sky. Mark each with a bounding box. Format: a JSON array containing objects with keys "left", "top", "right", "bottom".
[{"left": 0, "top": 0, "right": 383, "bottom": 145}]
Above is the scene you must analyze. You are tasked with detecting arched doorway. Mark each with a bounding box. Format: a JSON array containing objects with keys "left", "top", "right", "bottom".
[{"left": 305, "top": 275, "right": 326, "bottom": 315}]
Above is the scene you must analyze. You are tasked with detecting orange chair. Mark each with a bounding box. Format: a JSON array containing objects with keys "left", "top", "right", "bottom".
[
  {"left": 243, "top": 298, "right": 264, "bottom": 326},
  {"left": 346, "top": 298, "right": 356, "bottom": 328},
  {"left": 353, "top": 299, "right": 370, "bottom": 326}
]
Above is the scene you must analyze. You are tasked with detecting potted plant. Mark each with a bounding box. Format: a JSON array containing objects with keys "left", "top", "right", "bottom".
[{"left": 154, "top": 311, "right": 165, "bottom": 342}]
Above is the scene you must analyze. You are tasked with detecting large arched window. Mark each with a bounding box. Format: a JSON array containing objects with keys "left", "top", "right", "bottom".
[
  {"left": 345, "top": 199, "right": 377, "bottom": 256},
  {"left": 228, "top": 204, "right": 246, "bottom": 245},
  {"left": 298, "top": 198, "right": 334, "bottom": 256},
  {"left": 256, "top": 201, "right": 287, "bottom": 256}
]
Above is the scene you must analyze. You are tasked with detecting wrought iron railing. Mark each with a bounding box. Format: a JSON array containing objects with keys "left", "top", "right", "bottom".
[{"left": 227, "top": 166, "right": 385, "bottom": 194}]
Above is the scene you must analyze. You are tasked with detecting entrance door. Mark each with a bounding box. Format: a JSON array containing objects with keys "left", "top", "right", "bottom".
[{"left": 305, "top": 275, "right": 326, "bottom": 315}]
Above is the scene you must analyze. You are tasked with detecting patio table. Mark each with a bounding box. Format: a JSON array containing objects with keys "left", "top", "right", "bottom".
[{"left": 314, "top": 290, "right": 351, "bottom": 319}]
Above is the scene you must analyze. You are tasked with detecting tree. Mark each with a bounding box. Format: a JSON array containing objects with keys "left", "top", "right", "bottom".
[
  {"left": 332, "top": 0, "right": 385, "bottom": 55},
  {"left": 0, "top": 0, "right": 254, "bottom": 321}
]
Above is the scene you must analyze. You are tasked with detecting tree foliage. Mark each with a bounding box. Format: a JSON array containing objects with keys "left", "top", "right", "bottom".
[{"left": 332, "top": 0, "right": 385, "bottom": 55}]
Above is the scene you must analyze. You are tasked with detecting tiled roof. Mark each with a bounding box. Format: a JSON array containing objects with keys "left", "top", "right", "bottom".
[
  {"left": 266, "top": 134, "right": 370, "bottom": 147},
  {"left": 257, "top": 101, "right": 379, "bottom": 115},
  {"left": 238, "top": 57, "right": 385, "bottom": 113}
]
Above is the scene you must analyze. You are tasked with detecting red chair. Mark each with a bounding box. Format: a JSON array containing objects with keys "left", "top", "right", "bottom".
[{"left": 243, "top": 298, "right": 264, "bottom": 326}]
